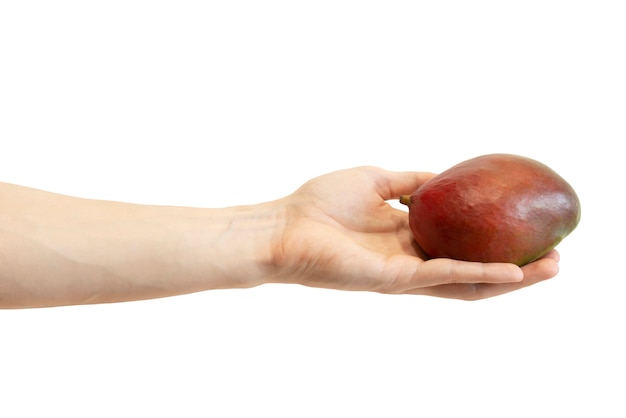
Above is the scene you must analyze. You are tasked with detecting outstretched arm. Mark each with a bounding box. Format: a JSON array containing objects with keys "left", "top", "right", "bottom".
[{"left": 0, "top": 167, "right": 559, "bottom": 308}]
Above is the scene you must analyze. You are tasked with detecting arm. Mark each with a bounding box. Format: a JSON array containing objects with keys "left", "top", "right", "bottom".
[
  {"left": 0, "top": 182, "right": 278, "bottom": 308},
  {"left": 0, "top": 167, "right": 560, "bottom": 308}
]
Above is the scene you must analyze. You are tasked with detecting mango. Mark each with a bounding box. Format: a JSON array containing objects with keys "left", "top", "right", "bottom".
[{"left": 399, "top": 154, "right": 581, "bottom": 266}]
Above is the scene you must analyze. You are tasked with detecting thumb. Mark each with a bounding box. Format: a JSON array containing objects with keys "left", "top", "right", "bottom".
[{"left": 372, "top": 168, "right": 437, "bottom": 201}]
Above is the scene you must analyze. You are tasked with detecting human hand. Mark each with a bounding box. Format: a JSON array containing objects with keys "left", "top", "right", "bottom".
[{"left": 268, "top": 166, "right": 560, "bottom": 300}]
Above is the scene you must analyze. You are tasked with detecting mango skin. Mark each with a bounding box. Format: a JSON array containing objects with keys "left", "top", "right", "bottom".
[{"left": 401, "top": 154, "right": 581, "bottom": 266}]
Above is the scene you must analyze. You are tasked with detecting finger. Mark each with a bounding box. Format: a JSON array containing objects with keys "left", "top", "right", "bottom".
[
  {"left": 381, "top": 256, "right": 523, "bottom": 293},
  {"left": 520, "top": 252, "right": 560, "bottom": 282},
  {"left": 540, "top": 248, "right": 560, "bottom": 262},
  {"left": 368, "top": 168, "right": 437, "bottom": 200},
  {"left": 405, "top": 256, "right": 559, "bottom": 300}
]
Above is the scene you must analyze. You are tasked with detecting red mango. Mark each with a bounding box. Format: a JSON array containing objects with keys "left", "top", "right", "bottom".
[{"left": 399, "top": 154, "right": 581, "bottom": 266}]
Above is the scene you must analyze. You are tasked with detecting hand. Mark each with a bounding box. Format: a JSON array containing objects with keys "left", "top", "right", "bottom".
[{"left": 269, "top": 166, "right": 560, "bottom": 300}]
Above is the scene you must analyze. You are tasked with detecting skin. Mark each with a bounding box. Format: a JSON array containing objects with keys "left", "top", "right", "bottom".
[{"left": 0, "top": 166, "right": 559, "bottom": 309}]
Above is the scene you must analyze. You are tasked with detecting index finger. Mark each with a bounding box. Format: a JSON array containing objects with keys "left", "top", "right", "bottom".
[{"left": 403, "top": 255, "right": 560, "bottom": 300}]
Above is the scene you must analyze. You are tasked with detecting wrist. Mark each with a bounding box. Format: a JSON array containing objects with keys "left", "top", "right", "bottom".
[{"left": 202, "top": 199, "right": 288, "bottom": 289}]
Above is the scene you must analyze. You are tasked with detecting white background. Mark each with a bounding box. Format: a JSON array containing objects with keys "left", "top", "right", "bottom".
[{"left": 1, "top": 1, "right": 624, "bottom": 417}]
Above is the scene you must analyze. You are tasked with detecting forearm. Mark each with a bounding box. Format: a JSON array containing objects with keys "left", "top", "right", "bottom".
[{"left": 0, "top": 182, "right": 281, "bottom": 308}]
